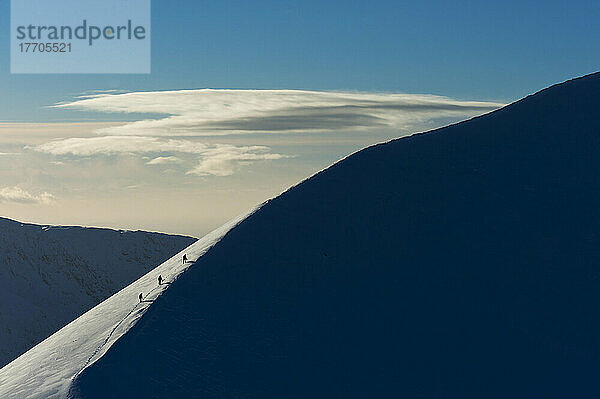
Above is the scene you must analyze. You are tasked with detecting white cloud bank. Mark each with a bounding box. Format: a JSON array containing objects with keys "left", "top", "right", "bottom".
[
  {"left": 33, "top": 136, "right": 287, "bottom": 177},
  {"left": 39, "top": 89, "right": 504, "bottom": 177},
  {"left": 53, "top": 89, "right": 505, "bottom": 137},
  {"left": 0, "top": 186, "right": 55, "bottom": 205}
]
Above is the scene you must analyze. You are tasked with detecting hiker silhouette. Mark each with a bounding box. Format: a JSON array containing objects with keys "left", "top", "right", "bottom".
[
  {"left": 182, "top": 254, "right": 188, "bottom": 264},
  {"left": 158, "top": 275, "right": 163, "bottom": 285},
  {"left": 138, "top": 293, "right": 143, "bottom": 302}
]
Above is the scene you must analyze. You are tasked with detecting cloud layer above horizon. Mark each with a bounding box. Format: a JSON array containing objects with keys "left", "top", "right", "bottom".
[
  {"left": 0, "top": 186, "right": 55, "bottom": 205},
  {"left": 53, "top": 89, "right": 504, "bottom": 137},
  {"left": 32, "top": 89, "right": 505, "bottom": 177},
  {"left": 33, "top": 136, "right": 288, "bottom": 176}
]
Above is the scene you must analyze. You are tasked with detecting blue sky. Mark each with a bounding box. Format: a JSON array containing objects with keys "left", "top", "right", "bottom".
[
  {"left": 0, "top": 0, "right": 598, "bottom": 236},
  {"left": 0, "top": 0, "right": 599, "bottom": 121}
]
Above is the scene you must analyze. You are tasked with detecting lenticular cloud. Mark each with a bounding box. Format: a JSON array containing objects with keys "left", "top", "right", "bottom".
[{"left": 53, "top": 89, "right": 504, "bottom": 137}]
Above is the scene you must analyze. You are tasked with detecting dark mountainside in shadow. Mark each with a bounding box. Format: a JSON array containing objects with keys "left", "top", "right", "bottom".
[{"left": 72, "top": 72, "right": 600, "bottom": 398}]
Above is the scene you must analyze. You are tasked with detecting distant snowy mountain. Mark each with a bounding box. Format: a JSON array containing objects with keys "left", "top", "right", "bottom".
[
  {"left": 3, "top": 71, "right": 600, "bottom": 398},
  {"left": 0, "top": 217, "right": 195, "bottom": 367}
]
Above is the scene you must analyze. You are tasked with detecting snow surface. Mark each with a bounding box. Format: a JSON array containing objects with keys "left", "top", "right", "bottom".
[
  {"left": 0, "top": 218, "right": 195, "bottom": 367},
  {"left": 0, "top": 210, "right": 252, "bottom": 399}
]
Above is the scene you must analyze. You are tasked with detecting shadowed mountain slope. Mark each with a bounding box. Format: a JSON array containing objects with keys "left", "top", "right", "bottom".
[{"left": 71, "top": 71, "right": 600, "bottom": 398}]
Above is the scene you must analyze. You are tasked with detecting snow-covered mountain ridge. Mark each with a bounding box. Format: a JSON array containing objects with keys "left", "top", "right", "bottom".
[
  {"left": 70, "top": 71, "right": 600, "bottom": 398},
  {"left": 0, "top": 217, "right": 195, "bottom": 367}
]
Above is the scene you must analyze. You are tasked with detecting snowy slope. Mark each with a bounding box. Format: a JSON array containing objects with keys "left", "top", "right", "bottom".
[
  {"left": 0, "top": 218, "right": 195, "bottom": 367},
  {"left": 66, "top": 72, "right": 600, "bottom": 398},
  {"left": 0, "top": 211, "right": 252, "bottom": 399}
]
